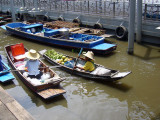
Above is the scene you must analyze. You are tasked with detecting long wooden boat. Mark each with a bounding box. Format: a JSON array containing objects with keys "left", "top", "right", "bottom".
[
  {"left": 40, "top": 49, "right": 131, "bottom": 82},
  {"left": 5, "top": 43, "right": 66, "bottom": 99},
  {"left": 5, "top": 22, "right": 117, "bottom": 55},
  {"left": 0, "top": 60, "right": 15, "bottom": 83}
]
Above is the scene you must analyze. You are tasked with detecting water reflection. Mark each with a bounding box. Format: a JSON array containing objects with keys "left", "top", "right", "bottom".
[
  {"left": 0, "top": 80, "right": 16, "bottom": 90},
  {"left": 63, "top": 77, "right": 129, "bottom": 120},
  {"left": 132, "top": 44, "right": 160, "bottom": 60},
  {"left": 13, "top": 73, "right": 68, "bottom": 109}
]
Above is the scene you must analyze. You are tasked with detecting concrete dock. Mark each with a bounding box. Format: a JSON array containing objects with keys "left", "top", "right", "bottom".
[{"left": 0, "top": 86, "right": 34, "bottom": 120}]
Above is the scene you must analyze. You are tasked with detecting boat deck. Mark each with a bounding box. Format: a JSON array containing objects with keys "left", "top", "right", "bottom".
[
  {"left": 38, "top": 88, "right": 66, "bottom": 99},
  {"left": 91, "top": 43, "right": 116, "bottom": 50},
  {"left": 0, "top": 86, "right": 34, "bottom": 120}
]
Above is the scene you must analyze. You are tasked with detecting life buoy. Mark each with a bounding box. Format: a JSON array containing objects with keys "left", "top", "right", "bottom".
[
  {"left": 72, "top": 18, "right": 81, "bottom": 24},
  {"left": 57, "top": 17, "right": 64, "bottom": 21},
  {"left": 94, "top": 23, "right": 103, "bottom": 29},
  {"left": 17, "top": 13, "right": 21, "bottom": 19},
  {"left": 20, "top": 14, "right": 24, "bottom": 21},
  {"left": 115, "top": 26, "right": 128, "bottom": 40},
  {"left": 43, "top": 15, "right": 49, "bottom": 21},
  {"left": 6, "top": 11, "right": 10, "bottom": 15},
  {"left": 17, "top": 13, "right": 24, "bottom": 21}
]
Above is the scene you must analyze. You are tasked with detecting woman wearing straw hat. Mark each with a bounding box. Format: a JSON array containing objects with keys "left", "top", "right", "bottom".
[
  {"left": 74, "top": 51, "right": 95, "bottom": 72},
  {"left": 25, "top": 49, "right": 42, "bottom": 79}
]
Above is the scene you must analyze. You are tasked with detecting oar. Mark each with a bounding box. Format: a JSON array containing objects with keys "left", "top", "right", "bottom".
[
  {"left": 73, "top": 48, "right": 83, "bottom": 70},
  {"left": 39, "top": 65, "right": 62, "bottom": 69},
  {"left": 0, "top": 65, "right": 62, "bottom": 74}
]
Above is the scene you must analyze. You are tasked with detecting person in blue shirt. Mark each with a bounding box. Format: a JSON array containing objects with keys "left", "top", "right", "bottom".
[{"left": 25, "top": 49, "right": 42, "bottom": 79}]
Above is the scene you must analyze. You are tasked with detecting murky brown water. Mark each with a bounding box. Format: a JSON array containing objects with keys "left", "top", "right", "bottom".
[{"left": 0, "top": 28, "right": 160, "bottom": 120}]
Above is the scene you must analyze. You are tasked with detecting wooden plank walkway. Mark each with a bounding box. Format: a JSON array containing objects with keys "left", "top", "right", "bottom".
[{"left": 0, "top": 86, "right": 34, "bottom": 120}]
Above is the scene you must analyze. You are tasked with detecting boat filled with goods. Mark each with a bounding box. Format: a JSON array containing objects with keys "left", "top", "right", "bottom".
[
  {"left": 39, "top": 49, "right": 131, "bottom": 81},
  {"left": 5, "top": 43, "right": 66, "bottom": 99},
  {"left": 5, "top": 22, "right": 117, "bottom": 55}
]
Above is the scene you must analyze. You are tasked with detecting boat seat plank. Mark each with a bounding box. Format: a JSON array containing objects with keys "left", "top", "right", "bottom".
[{"left": 38, "top": 88, "right": 66, "bottom": 99}]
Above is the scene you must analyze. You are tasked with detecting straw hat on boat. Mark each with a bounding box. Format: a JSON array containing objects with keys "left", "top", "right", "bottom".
[
  {"left": 25, "top": 49, "right": 40, "bottom": 60},
  {"left": 83, "top": 51, "right": 94, "bottom": 60}
]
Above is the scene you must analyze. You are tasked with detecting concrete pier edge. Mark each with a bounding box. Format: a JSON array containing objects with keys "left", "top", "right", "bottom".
[{"left": 0, "top": 86, "right": 34, "bottom": 120}]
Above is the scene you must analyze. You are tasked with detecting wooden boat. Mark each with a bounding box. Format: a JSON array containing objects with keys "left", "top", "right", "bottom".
[
  {"left": 5, "top": 22, "right": 117, "bottom": 55},
  {"left": 40, "top": 49, "right": 131, "bottom": 82},
  {"left": 5, "top": 43, "right": 66, "bottom": 99},
  {"left": 0, "top": 60, "right": 15, "bottom": 83}
]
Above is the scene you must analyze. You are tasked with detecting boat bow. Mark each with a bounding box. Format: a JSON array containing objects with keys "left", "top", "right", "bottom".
[{"left": 111, "top": 71, "right": 131, "bottom": 78}]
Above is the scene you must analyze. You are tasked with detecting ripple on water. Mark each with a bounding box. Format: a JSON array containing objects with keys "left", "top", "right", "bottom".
[
  {"left": 129, "top": 101, "right": 155, "bottom": 120},
  {"left": 64, "top": 80, "right": 129, "bottom": 120}
]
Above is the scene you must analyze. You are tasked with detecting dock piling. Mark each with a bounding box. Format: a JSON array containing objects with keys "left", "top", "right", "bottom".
[
  {"left": 136, "top": 0, "right": 142, "bottom": 43},
  {"left": 127, "top": 0, "right": 136, "bottom": 54}
]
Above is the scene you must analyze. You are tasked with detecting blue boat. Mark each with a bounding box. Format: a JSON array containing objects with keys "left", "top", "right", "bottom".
[
  {"left": 0, "top": 56, "right": 15, "bottom": 83},
  {"left": 5, "top": 22, "right": 117, "bottom": 55},
  {"left": 144, "top": 12, "right": 160, "bottom": 19}
]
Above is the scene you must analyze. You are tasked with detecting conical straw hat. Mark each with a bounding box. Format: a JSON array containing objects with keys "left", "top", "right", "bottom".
[
  {"left": 83, "top": 51, "right": 94, "bottom": 60},
  {"left": 25, "top": 49, "right": 40, "bottom": 60}
]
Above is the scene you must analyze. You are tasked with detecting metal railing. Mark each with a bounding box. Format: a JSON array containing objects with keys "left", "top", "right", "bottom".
[{"left": 0, "top": 0, "right": 160, "bottom": 22}]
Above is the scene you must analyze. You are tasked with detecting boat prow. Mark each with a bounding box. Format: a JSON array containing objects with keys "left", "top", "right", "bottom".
[
  {"left": 111, "top": 71, "right": 131, "bottom": 79},
  {"left": 0, "top": 61, "right": 15, "bottom": 83},
  {"left": 0, "top": 25, "right": 6, "bottom": 30}
]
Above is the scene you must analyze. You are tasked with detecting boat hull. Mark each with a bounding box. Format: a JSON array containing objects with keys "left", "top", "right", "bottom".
[
  {"left": 5, "top": 44, "right": 66, "bottom": 99},
  {"left": 42, "top": 51, "right": 131, "bottom": 82},
  {"left": 5, "top": 23, "right": 116, "bottom": 55}
]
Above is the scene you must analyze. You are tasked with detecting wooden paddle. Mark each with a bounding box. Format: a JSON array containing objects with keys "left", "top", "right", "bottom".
[
  {"left": 0, "top": 65, "right": 62, "bottom": 74},
  {"left": 39, "top": 65, "right": 62, "bottom": 69},
  {"left": 73, "top": 48, "right": 83, "bottom": 70}
]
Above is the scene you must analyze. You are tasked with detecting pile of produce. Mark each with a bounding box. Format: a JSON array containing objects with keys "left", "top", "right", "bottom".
[{"left": 45, "top": 49, "right": 72, "bottom": 65}]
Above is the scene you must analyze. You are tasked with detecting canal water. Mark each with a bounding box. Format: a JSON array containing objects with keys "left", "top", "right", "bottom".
[{"left": 0, "top": 28, "right": 160, "bottom": 120}]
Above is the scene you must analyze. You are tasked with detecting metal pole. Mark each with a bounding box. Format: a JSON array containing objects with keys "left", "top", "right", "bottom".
[
  {"left": 33, "top": 0, "right": 38, "bottom": 10},
  {"left": 127, "top": 0, "right": 136, "bottom": 54},
  {"left": 0, "top": 0, "right": 2, "bottom": 12},
  {"left": 11, "top": 0, "right": 16, "bottom": 22},
  {"left": 136, "top": 0, "right": 142, "bottom": 43},
  {"left": 113, "top": 2, "right": 115, "bottom": 17},
  {"left": 144, "top": 4, "right": 147, "bottom": 20},
  {"left": 99, "top": 0, "right": 102, "bottom": 13},
  {"left": 22, "top": 0, "right": 25, "bottom": 7}
]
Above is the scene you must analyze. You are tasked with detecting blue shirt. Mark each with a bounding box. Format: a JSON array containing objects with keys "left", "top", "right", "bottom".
[{"left": 25, "top": 60, "right": 40, "bottom": 75}]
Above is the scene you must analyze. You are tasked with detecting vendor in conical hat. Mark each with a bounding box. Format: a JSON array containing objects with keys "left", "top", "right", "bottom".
[
  {"left": 74, "top": 51, "right": 95, "bottom": 72},
  {"left": 25, "top": 49, "right": 42, "bottom": 79}
]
